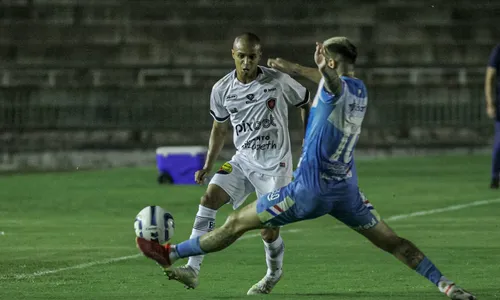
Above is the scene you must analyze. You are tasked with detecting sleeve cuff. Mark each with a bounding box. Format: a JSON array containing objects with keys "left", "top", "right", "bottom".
[
  {"left": 294, "top": 89, "right": 310, "bottom": 107},
  {"left": 210, "top": 110, "right": 229, "bottom": 122}
]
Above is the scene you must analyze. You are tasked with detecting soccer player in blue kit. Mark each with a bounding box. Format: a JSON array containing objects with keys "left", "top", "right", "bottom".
[{"left": 137, "top": 37, "right": 477, "bottom": 300}]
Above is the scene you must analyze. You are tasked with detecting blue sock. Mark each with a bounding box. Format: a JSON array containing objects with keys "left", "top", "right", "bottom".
[
  {"left": 415, "top": 257, "right": 443, "bottom": 286},
  {"left": 175, "top": 237, "right": 206, "bottom": 258}
]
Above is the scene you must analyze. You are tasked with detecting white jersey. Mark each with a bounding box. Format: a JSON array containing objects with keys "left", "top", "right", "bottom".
[{"left": 210, "top": 66, "right": 309, "bottom": 176}]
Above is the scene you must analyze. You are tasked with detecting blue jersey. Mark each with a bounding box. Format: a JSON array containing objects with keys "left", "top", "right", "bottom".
[
  {"left": 303, "top": 78, "right": 322, "bottom": 141},
  {"left": 257, "top": 76, "right": 378, "bottom": 229},
  {"left": 295, "top": 76, "right": 368, "bottom": 191}
]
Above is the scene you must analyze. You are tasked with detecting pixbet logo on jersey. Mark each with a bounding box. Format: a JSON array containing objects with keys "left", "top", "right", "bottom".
[{"left": 235, "top": 115, "right": 277, "bottom": 136}]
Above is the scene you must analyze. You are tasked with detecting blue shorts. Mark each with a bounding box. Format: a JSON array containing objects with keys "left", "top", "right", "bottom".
[{"left": 256, "top": 179, "right": 381, "bottom": 230}]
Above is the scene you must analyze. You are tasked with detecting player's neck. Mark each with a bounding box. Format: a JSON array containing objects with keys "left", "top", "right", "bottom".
[
  {"left": 337, "top": 65, "right": 354, "bottom": 77},
  {"left": 236, "top": 71, "right": 258, "bottom": 84}
]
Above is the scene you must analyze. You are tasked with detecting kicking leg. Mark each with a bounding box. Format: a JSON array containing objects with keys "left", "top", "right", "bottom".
[{"left": 136, "top": 201, "right": 263, "bottom": 269}]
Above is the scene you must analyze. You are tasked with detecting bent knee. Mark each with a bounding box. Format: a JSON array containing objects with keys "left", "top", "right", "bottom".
[
  {"left": 223, "top": 210, "right": 257, "bottom": 235},
  {"left": 223, "top": 212, "right": 243, "bottom": 234},
  {"left": 200, "top": 186, "right": 230, "bottom": 210}
]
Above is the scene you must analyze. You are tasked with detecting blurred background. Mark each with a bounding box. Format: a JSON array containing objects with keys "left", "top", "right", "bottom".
[{"left": 0, "top": 0, "right": 498, "bottom": 171}]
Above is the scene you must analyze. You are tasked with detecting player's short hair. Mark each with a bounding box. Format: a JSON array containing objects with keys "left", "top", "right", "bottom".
[
  {"left": 323, "top": 37, "right": 357, "bottom": 64},
  {"left": 233, "top": 32, "right": 261, "bottom": 48}
]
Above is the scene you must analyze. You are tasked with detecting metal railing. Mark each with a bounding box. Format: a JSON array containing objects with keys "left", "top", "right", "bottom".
[{"left": 0, "top": 81, "right": 492, "bottom": 151}]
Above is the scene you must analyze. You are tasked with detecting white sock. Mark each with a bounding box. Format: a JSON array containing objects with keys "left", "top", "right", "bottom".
[
  {"left": 263, "top": 235, "right": 284, "bottom": 277},
  {"left": 186, "top": 205, "right": 217, "bottom": 274}
]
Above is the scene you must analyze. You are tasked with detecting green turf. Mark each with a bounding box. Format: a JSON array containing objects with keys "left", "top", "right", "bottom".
[{"left": 0, "top": 154, "right": 499, "bottom": 299}]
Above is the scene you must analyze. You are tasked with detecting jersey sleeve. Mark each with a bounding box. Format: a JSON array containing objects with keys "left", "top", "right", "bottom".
[
  {"left": 488, "top": 44, "right": 500, "bottom": 69},
  {"left": 280, "top": 73, "right": 310, "bottom": 107},
  {"left": 318, "top": 78, "right": 346, "bottom": 105},
  {"left": 209, "top": 86, "right": 230, "bottom": 123}
]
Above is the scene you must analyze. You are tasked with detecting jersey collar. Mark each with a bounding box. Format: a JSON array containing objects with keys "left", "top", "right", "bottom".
[{"left": 233, "top": 67, "right": 264, "bottom": 84}]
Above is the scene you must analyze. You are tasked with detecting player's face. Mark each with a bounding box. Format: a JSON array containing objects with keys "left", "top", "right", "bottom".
[{"left": 232, "top": 42, "right": 261, "bottom": 81}]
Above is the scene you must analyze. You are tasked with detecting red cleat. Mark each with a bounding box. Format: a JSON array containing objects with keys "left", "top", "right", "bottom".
[{"left": 136, "top": 237, "right": 172, "bottom": 268}]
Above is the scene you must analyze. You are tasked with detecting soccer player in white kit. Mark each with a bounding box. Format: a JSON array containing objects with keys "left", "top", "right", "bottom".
[{"left": 165, "top": 32, "right": 310, "bottom": 294}]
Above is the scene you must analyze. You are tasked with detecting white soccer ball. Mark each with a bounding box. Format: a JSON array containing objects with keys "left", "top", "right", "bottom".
[{"left": 134, "top": 205, "right": 175, "bottom": 244}]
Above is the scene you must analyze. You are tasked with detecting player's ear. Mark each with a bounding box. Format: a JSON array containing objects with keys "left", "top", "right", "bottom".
[
  {"left": 231, "top": 49, "right": 236, "bottom": 59},
  {"left": 327, "top": 59, "right": 336, "bottom": 69}
]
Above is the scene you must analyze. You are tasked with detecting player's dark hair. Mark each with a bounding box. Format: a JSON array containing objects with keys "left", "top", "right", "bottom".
[{"left": 323, "top": 37, "right": 357, "bottom": 64}]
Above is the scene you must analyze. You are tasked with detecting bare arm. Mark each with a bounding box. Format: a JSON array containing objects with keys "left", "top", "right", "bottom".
[
  {"left": 485, "top": 66, "right": 497, "bottom": 118},
  {"left": 268, "top": 58, "right": 321, "bottom": 84},
  {"left": 203, "top": 120, "right": 229, "bottom": 171},
  {"left": 315, "top": 43, "right": 342, "bottom": 95},
  {"left": 319, "top": 68, "right": 342, "bottom": 95}
]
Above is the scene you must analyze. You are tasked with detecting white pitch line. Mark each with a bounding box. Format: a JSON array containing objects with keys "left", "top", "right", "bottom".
[
  {"left": 385, "top": 198, "right": 500, "bottom": 221},
  {"left": 3, "top": 198, "right": 500, "bottom": 280},
  {"left": 3, "top": 254, "right": 142, "bottom": 280}
]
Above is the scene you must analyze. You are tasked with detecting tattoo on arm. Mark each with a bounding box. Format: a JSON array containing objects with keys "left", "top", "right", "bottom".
[{"left": 320, "top": 69, "right": 342, "bottom": 95}]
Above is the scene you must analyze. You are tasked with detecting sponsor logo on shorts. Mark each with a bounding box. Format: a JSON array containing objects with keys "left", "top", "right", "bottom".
[
  {"left": 352, "top": 217, "right": 378, "bottom": 231},
  {"left": 216, "top": 162, "right": 232, "bottom": 175},
  {"left": 264, "top": 87, "right": 276, "bottom": 93}
]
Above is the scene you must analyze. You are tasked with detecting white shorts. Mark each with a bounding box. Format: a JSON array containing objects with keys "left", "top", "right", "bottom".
[{"left": 210, "top": 158, "right": 292, "bottom": 210}]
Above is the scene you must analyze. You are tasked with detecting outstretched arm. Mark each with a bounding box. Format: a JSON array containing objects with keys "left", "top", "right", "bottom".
[{"left": 268, "top": 58, "right": 322, "bottom": 84}]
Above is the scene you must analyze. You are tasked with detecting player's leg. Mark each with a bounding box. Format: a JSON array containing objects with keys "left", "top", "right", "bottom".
[
  {"left": 331, "top": 190, "right": 476, "bottom": 300},
  {"left": 247, "top": 174, "right": 292, "bottom": 295},
  {"left": 360, "top": 221, "right": 476, "bottom": 300},
  {"left": 137, "top": 180, "right": 312, "bottom": 266},
  {"left": 170, "top": 161, "right": 253, "bottom": 288},
  {"left": 137, "top": 200, "right": 264, "bottom": 267},
  {"left": 491, "top": 121, "right": 500, "bottom": 188}
]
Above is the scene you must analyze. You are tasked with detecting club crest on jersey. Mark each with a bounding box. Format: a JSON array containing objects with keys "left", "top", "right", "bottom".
[
  {"left": 266, "top": 98, "right": 276, "bottom": 111},
  {"left": 216, "top": 162, "right": 232, "bottom": 175}
]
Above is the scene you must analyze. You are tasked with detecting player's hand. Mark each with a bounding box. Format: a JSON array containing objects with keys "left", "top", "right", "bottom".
[
  {"left": 487, "top": 104, "right": 496, "bottom": 119},
  {"left": 267, "top": 57, "right": 296, "bottom": 74},
  {"left": 194, "top": 168, "right": 210, "bottom": 185},
  {"left": 314, "top": 42, "right": 327, "bottom": 70}
]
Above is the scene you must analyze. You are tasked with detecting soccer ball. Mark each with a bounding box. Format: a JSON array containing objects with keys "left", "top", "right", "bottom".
[{"left": 134, "top": 205, "right": 175, "bottom": 244}]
